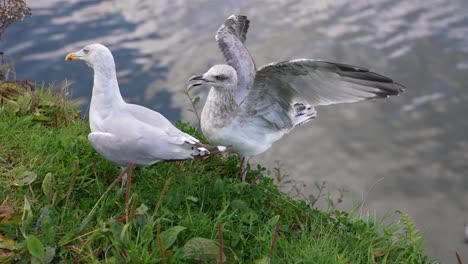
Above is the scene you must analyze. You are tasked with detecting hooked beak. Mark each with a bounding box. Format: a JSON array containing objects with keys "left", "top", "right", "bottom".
[
  {"left": 65, "top": 52, "right": 81, "bottom": 61},
  {"left": 188, "top": 74, "right": 209, "bottom": 88}
]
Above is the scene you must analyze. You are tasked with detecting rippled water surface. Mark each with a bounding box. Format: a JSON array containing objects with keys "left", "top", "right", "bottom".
[{"left": 3, "top": 0, "right": 468, "bottom": 261}]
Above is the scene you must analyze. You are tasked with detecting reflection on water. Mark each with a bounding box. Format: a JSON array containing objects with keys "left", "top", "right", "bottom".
[
  {"left": 3, "top": 0, "right": 468, "bottom": 261},
  {"left": 401, "top": 92, "right": 446, "bottom": 112}
]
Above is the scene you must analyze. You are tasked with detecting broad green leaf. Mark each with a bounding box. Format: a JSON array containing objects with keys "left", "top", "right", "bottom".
[
  {"left": 42, "top": 246, "right": 56, "bottom": 264},
  {"left": 183, "top": 237, "right": 224, "bottom": 262},
  {"left": 213, "top": 178, "right": 225, "bottom": 193},
  {"left": 13, "top": 171, "right": 38, "bottom": 186},
  {"left": 27, "top": 235, "right": 44, "bottom": 258},
  {"left": 4, "top": 99, "right": 19, "bottom": 115},
  {"left": 231, "top": 200, "right": 249, "bottom": 212},
  {"left": 38, "top": 100, "right": 54, "bottom": 107},
  {"left": 135, "top": 203, "right": 148, "bottom": 215},
  {"left": 159, "top": 226, "right": 186, "bottom": 250},
  {"left": 41, "top": 173, "right": 54, "bottom": 199},
  {"left": 21, "top": 196, "right": 33, "bottom": 237},
  {"left": 186, "top": 196, "right": 198, "bottom": 202},
  {"left": 240, "top": 210, "right": 258, "bottom": 224},
  {"left": 191, "top": 96, "right": 200, "bottom": 105},
  {"left": 266, "top": 215, "right": 280, "bottom": 227},
  {"left": 102, "top": 256, "right": 117, "bottom": 264},
  {"left": 17, "top": 93, "right": 31, "bottom": 114},
  {"left": 52, "top": 189, "right": 66, "bottom": 207},
  {"left": 32, "top": 114, "right": 51, "bottom": 122},
  {"left": 254, "top": 257, "right": 270, "bottom": 264}
]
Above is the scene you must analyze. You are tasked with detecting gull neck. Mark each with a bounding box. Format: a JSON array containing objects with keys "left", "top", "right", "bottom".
[
  {"left": 89, "top": 59, "right": 125, "bottom": 132},
  {"left": 201, "top": 84, "right": 238, "bottom": 130}
]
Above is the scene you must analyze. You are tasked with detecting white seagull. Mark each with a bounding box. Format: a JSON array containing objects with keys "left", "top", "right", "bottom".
[
  {"left": 65, "top": 44, "right": 227, "bottom": 190},
  {"left": 189, "top": 15, "right": 405, "bottom": 181}
]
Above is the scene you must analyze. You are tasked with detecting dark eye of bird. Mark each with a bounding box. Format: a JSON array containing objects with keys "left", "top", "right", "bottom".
[
  {"left": 83, "top": 48, "right": 89, "bottom": 54},
  {"left": 215, "top": 75, "right": 227, "bottom": 81}
]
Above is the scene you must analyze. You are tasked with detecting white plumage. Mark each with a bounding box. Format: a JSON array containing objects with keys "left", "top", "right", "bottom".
[{"left": 65, "top": 44, "right": 226, "bottom": 186}]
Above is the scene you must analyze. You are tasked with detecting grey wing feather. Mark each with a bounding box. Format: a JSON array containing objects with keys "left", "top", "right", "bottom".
[
  {"left": 216, "top": 15, "right": 256, "bottom": 104},
  {"left": 240, "top": 59, "right": 405, "bottom": 129},
  {"left": 253, "top": 59, "right": 404, "bottom": 106},
  {"left": 219, "top": 14, "right": 249, "bottom": 43}
]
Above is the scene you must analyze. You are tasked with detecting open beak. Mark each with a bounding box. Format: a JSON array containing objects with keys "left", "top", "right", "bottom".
[
  {"left": 65, "top": 52, "right": 81, "bottom": 61},
  {"left": 188, "top": 74, "right": 208, "bottom": 88}
]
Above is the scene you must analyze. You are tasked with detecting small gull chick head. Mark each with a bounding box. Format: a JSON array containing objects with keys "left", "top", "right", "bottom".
[
  {"left": 188, "top": 64, "right": 237, "bottom": 90},
  {"left": 65, "top": 43, "right": 114, "bottom": 69}
]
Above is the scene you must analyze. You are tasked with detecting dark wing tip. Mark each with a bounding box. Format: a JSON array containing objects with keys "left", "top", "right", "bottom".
[
  {"left": 328, "top": 61, "right": 406, "bottom": 96},
  {"left": 394, "top": 82, "right": 407, "bottom": 93},
  {"left": 287, "top": 60, "right": 406, "bottom": 98},
  {"left": 216, "top": 14, "right": 250, "bottom": 43}
]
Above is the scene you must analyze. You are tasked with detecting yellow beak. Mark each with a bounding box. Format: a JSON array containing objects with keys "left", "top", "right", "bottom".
[{"left": 65, "top": 53, "right": 80, "bottom": 61}]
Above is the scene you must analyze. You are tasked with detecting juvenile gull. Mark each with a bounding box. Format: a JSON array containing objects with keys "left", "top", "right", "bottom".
[
  {"left": 65, "top": 44, "right": 227, "bottom": 190},
  {"left": 189, "top": 15, "right": 405, "bottom": 181}
]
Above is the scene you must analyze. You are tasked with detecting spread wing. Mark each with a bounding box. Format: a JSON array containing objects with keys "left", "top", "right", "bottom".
[
  {"left": 240, "top": 59, "right": 405, "bottom": 129},
  {"left": 216, "top": 15, "right": 256, "bottom": 104}
]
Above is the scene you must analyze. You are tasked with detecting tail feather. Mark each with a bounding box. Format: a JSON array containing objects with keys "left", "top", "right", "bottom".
[{"left": 191, "top": 142, "right": 231, "bottom": 158}]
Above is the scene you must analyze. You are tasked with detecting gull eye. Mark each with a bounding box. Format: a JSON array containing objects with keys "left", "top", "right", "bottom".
[
  {"left": 83, "top": 48, "right": 90, "bottom": 54},
  {"left": 215, "top": 75, "right": 227, "bottom": 81}
]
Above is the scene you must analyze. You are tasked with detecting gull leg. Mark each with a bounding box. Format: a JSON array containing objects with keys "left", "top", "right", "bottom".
[
  {"left": 241, "top": 168, "right": 248, "bottom": 182},
  {"left": 239, "top": 157, "right": 245, "bottom": 180},
  {"left": 119, "top": 164, "right": 133, "bottom": 195},
  {"left": 113, "top": 163, "right": 134, "bottom": 222},
  {"left": 124, "top": 165, "right": 133, "bottom": 220},
  {"left": 240, "top": 157, "right": 248, "bottom": 182},
  {"left": 120, "top": 170, "right": 128, "bottom": 194},
  {"left": 106, "top": 165, "right": 133, "bottom": 195}
]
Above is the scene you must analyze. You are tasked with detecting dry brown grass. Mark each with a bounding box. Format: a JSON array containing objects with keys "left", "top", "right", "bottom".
[{"left": 0, "top": 0, "right": 31, "bottom": 38}]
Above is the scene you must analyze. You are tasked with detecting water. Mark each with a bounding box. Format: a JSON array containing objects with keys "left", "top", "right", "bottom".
[{"left": 3, "top": 0, "right": 468, "bottom": 261}]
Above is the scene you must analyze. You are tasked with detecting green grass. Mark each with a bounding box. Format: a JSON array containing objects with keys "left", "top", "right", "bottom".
[{"left": 0, "top": 82, "right": 436, "bottom": 263}]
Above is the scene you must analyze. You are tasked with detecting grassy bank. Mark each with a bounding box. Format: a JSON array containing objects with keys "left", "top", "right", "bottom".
[{"left": 0, "top": 82, "right": 435, "bottom": 263}]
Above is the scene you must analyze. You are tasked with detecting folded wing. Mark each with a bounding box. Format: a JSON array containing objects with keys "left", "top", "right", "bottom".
[{"left": 125, "top": 104, "right": 199, "bottom": 145}]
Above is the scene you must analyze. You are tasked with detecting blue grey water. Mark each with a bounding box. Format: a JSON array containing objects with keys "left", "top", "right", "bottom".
[{"left": 2, "top": 0, "right": 468, "bottom": 262}]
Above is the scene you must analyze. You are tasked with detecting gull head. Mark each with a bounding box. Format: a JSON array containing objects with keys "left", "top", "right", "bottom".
[
  {"left": 188, "top": 64, "right": 237, "bottom": 90},
  {"left": 65, "top": 43, "right": 114, "bottom": 69}
]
